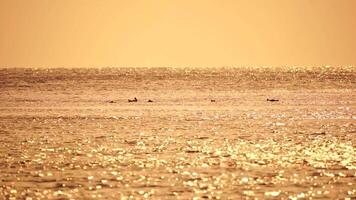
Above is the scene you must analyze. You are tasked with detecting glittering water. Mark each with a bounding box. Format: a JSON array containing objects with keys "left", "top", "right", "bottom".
[{"left": 0, "top": 67, "right": 355, "bottom": 199}]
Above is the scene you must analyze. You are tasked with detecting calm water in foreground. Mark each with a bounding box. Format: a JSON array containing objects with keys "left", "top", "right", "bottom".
[{"left": 0, "top": 67, "right": 355, "bottom": 199}]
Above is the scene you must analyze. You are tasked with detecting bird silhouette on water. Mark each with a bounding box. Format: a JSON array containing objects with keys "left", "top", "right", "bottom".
[
  {"left": 128, "top": 97, "right": 138, "bottom": 102},
  {"left": 267, "top": 98, "right": 279, "bottom": 102}
]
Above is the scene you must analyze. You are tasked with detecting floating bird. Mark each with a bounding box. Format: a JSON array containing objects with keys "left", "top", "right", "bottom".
[
  {"left": 267, "top": 98, "right": 279, "bottom": 102},
  {"left": 128, "top": 97, "right": 138, "bottom": 102},
  {"left": 148, "top": 99, "right": 153, "bottom": 102},
  {"left": 108, "top": 100, "right": 116, "bottom": 103},
  {"left": 211, "top": 99, "right": 216, "bottom": 102}
]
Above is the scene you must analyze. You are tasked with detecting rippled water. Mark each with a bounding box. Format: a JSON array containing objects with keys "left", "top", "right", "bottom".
[{"left": 0, "top": 67, "right": 355, "bottom": 199}]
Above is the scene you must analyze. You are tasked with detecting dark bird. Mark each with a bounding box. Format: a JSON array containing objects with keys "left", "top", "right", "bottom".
[
  {"left": 211, "top": 99, "right": 216, "bottom": 102},
  {"left": 148, "top": 99, "right": 153, "bottom": 102},
  {"left": 128, "top": 97, "right": 138, "bottom": 102},
  {"left": 108, "top": 100, "right": 116, "bottom": 103},
  {"left": 267, "top": 98, "right": 279, "bottom": 102}
]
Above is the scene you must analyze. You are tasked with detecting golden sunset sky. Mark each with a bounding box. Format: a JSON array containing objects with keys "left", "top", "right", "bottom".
[{"left": 1, "top": 0, "right": 356, "bottom": 68}]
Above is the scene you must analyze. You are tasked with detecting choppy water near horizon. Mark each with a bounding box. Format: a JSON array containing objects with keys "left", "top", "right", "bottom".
[{"left": 0, "top": 67, "right": 355, "bottom": 199}]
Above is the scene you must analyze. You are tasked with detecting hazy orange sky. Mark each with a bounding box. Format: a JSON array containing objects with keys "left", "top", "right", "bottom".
[{"left": 1, "top": 0, "right": 356, "bottom": 68}]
